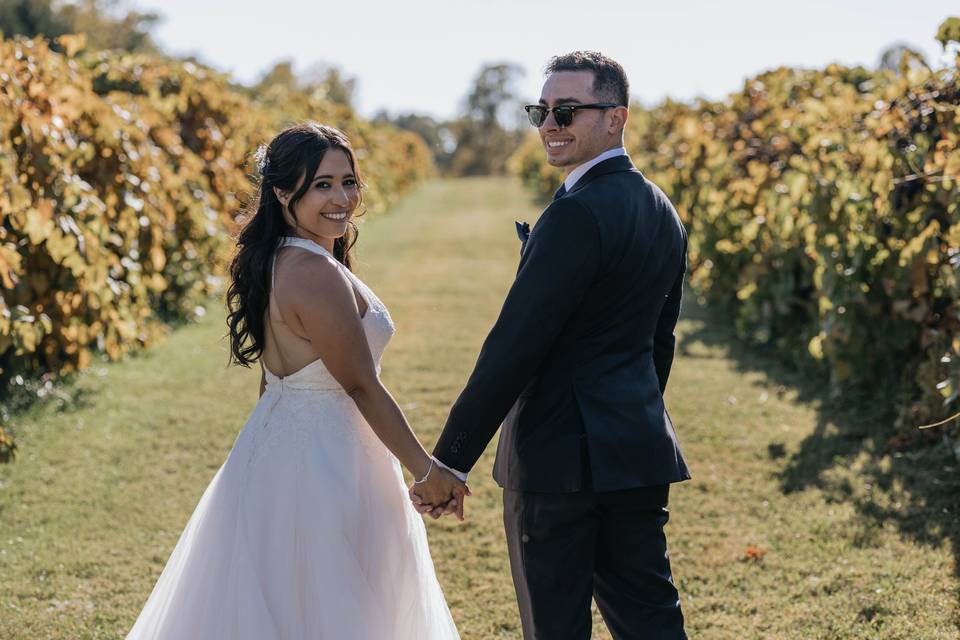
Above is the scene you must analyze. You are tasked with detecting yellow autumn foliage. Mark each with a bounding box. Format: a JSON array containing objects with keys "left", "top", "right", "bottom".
[{"left": 0, "top": 34, "right": 433, "bottom": 413}]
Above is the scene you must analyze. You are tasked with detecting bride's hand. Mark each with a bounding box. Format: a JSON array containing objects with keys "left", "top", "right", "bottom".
[{"left": 409, "top": 466, "right": 470, "bottom": 521}]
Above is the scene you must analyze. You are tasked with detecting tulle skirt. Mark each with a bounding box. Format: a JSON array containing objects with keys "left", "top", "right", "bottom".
[{"left": 125, "top": 385, "right": 459, "bottom": 639}]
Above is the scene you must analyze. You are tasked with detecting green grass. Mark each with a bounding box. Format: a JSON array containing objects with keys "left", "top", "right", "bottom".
[{"left": 1, "top": 177, "right": 959, "bottom": 639}]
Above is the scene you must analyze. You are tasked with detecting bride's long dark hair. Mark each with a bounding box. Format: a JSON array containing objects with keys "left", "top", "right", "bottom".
[{"left": 226, "top": 122, "right": 364, "bottom": 367}]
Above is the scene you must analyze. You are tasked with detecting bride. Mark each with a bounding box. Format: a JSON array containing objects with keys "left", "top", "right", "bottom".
[{"left": 125, "top": 121, "right": 466, "bottom": 639}]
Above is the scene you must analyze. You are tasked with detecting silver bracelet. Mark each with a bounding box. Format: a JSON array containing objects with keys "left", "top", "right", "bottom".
[{"left": 413, "top": 458, "right": 435, "bottom": 484}]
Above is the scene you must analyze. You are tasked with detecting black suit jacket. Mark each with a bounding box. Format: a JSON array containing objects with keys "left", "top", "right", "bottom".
[{"left": 433, "top": 155, "right": 690, "bottom": 492}]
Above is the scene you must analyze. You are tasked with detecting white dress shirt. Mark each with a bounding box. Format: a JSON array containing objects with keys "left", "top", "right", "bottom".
[
  {"left": 434, "top": 457, "right": 468, "bottom": 481},
  {"left": 563, "top": 146, "right": 627, "bottom": 193}
]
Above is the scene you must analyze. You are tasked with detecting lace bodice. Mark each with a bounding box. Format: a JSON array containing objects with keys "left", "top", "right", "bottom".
[{"left": 263, "top": 236, "right": 395, "bottom": 392}]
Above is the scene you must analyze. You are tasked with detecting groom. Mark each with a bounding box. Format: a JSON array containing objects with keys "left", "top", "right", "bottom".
[{"left": 414, "top": 51, "right": 689, "bottom": 639}]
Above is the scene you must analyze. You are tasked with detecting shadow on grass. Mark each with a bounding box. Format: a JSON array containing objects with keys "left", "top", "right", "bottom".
[
  {"left": 0, "top": 310, "right": 206, "bottom": 468},
  {"left": 3, "top": 372, "right": 102, "bottom": 418},
  {"left": 0, "top": 368, "right": 107, "bottom": 475},
  {"left": 677, "top": 287, "right": 960, "bottom": 584}
]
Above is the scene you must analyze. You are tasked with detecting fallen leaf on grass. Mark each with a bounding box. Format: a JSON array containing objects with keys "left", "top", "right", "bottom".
[{"left": 743, "top": 545, "right": 766, "bottom": 562}]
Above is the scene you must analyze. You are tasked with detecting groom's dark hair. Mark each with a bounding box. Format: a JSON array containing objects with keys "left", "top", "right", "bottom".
[{"left": 545, "top": 51, "right": 629, "bottom": 107}]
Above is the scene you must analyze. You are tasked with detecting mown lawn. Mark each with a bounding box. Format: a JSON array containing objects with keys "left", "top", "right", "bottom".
[{"left": 1, "top": 177, "right": 958, "bottom": 639}]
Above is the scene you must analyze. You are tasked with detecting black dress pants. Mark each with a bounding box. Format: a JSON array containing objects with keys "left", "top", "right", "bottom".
[{"left": 502, "top": 483, "right": 686, "bottom": 640}]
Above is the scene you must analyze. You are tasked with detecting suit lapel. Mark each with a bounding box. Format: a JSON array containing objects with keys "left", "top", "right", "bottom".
[{"left": 520, "top": 156, "right": 638, "bottom": 260}]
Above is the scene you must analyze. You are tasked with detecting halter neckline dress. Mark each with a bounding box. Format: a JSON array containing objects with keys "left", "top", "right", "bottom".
[{"left": 126, "top": 236, "right": 459, "bottom": 639}]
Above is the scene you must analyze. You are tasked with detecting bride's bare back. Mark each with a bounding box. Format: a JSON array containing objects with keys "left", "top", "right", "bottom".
[{"left": 261, "top": 244, "right": 369, "bottom": 380}]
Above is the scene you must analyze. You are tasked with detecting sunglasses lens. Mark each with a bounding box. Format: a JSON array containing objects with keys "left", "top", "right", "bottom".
[
  {"left": 525, "top": 106, "right": 579, "bottom": 127},
  {"left": 555, "top": 107, "right": 574, "bottom": 128},
  {"left": 526, "top": 107, "right": 547, "bottom": 127}
]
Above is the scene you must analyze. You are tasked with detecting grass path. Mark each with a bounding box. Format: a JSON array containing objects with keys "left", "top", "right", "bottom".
[{"left": 1, "top": 177, "right": 958, "bottom": 639}]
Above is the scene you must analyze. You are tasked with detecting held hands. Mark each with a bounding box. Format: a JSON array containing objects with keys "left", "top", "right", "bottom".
[{"left": 408, "top": 459, "right": 471, "bottom": 521}]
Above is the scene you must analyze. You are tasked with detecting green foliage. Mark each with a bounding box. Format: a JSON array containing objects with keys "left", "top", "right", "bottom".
[
  {"left": 299, "top": 63, "right": 357, "bottom": 108},
  {"left": 375, "top": 111, "right": 456, "bottom": 173},
  {"left": 0, "top": 0, "right": 161, "bottom": 53},
  {"left": 444, "top": 62, "right": 526, "bottom": 176},
  {"left": 936, "top": 16, "right": 960, "bottom": 47},
  {"left": 60, "top": 0, "right": 161, "bottom": 53},
  {"left": 0, "top": 34, "right": 433, "bottom": 454},
  {"left": 253, "top": 60, "right": 357, "bottom": 108},
  {"left": 512, "top": 21, "right": 960, "bottom": 433},
  {"left": 0, "top": 0, "right": 72, "bottom": 41},
  {"left": 447, "top": 114, "right": 523, "bottom": 177},
  {"left": 378, "top": 62, "right": 527, "bottom": 177}
]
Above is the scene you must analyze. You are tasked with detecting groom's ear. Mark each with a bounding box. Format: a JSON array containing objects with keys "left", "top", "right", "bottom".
[{"left": 609, "top": 105, "right": 628, "bottom": 135}]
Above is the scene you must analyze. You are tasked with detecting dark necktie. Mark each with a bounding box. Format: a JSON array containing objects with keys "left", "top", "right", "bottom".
[{"left": 553, "top": 183, "right": 567, "bottom": 201}]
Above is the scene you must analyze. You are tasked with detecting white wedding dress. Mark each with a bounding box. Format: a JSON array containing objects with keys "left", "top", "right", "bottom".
[{"left": 126, "top": 236, "right": 460, "bottom": 639}]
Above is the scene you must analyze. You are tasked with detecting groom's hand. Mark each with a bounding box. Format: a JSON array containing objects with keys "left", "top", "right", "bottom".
[
  {"left": 408, "top": 467, "right": 470, "bottom": 521},
  {"left": 417, "top": 490, "right": 466, "bottom": 521},
  {"left": 409, "top": 490, "right": 463, "bottom": 521}
]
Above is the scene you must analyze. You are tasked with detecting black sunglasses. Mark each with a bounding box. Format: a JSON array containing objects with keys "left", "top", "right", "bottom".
[{"left": 523, "top": 103, "right": 620, "bottom": 128}]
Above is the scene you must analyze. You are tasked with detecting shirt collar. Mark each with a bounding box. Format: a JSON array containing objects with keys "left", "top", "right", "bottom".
[{"left": 563, "top": 146, "right": 628, "bottom": 192}]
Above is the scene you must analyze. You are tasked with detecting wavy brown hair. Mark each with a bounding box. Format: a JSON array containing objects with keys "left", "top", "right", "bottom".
[{"left": 226, "top": 122, "right": 364, "bottom": 367}]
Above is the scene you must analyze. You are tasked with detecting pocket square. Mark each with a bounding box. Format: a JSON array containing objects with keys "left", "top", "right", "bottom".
[{"left": 515, "top": 220, "right": 530, "bottom": 243}]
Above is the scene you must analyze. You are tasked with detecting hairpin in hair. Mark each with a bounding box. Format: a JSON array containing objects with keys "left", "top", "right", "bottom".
[{"left": 254, "top": 143, "right": 270, "bottom": 177}]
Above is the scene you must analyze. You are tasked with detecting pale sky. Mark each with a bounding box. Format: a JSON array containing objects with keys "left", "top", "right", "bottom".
[{"left": 140, "top": 0, "right": 956, "bottom": 120}]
